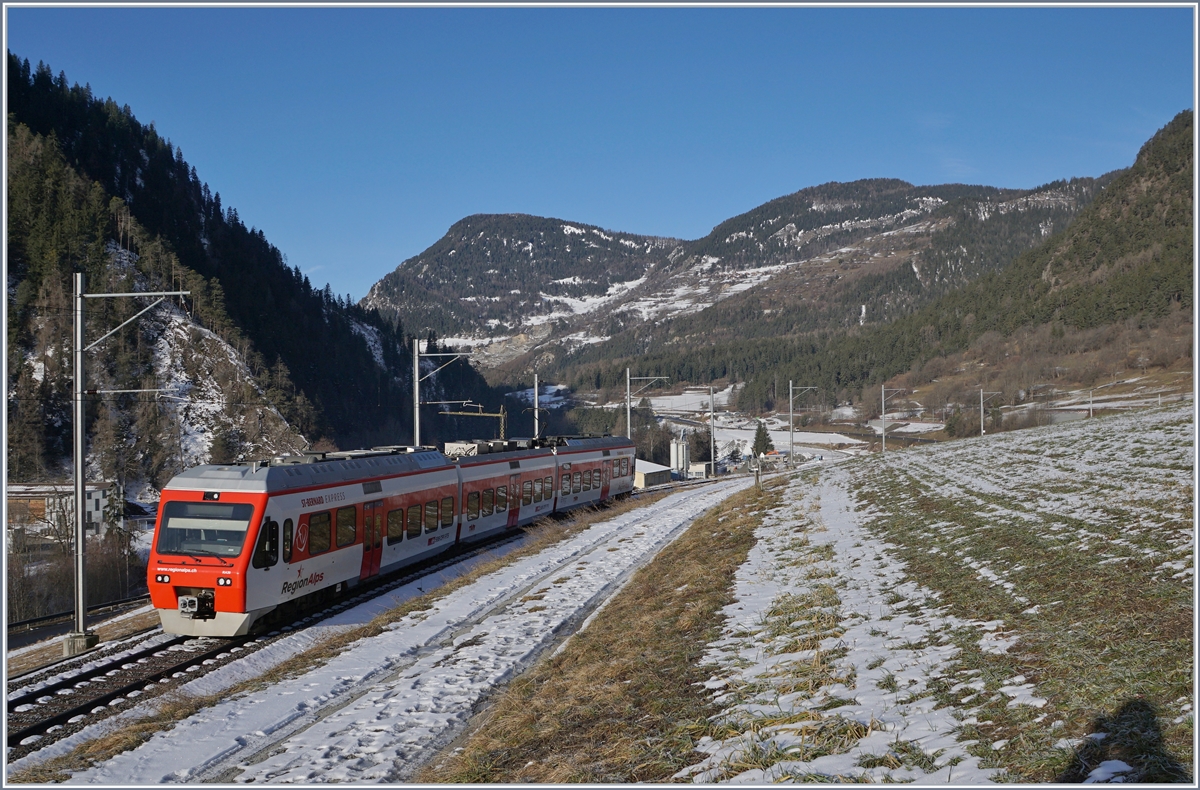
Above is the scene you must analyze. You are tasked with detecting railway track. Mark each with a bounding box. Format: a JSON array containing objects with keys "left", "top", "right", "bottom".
[
  {"left": 6, "top": 527, "right": 528, "bottom": 757},
  {"left": 7, "top": 595, "right": 151, "bottom": 636}
]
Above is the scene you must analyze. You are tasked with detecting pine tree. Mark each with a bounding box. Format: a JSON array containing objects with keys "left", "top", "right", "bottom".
[{"left": 752, "top": 420, "right": 774, "bottom": 457}]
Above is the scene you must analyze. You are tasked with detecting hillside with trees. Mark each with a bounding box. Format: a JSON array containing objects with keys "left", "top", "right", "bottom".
[
  {"left": 551, "top": 176, "right": 1110, "bottom": 377},
  {"left": 6, "top": 52, "right": 503, "bottom": 453},
  {"left": 553, "top": 111, "right": 1192, "bottom": 414},
  {"left": 362, "top": 213, "right": 681, "bottom": 338},
  {"left": 362, "top": 165, "right": 1113, "bottom": 386}
]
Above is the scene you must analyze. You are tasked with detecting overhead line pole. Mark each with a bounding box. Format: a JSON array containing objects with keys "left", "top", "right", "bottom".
[
  {"left": 788, "top": 382, "right": 817, "bottom": 466},
  {"left": 412, "top": 339, "right": 473, "bottom": 447},
  {"left": 710, "top": 385, "right": 715, "bottom": 476},
  {"left": 413, "top": 338, "right": 420, "bottom": 447},
  {"left": 881, "top": 385, "right": 903, "bottom": 454},
  {"left": 70, "top": 274, "right": 189, "bottom": 657},
  {"left": 980, "top": 389, "right": 1002, "bottom": 435},
  {"left": 624, "top": 368, "right": 668, "bottom": 440}
]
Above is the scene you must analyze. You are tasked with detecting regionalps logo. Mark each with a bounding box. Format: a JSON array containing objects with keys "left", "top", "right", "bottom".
[{"left": 281, "top": 566, "right": 325, "bottom": 595}]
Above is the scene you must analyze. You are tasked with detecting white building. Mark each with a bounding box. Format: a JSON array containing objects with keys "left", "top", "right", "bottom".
[{"left": 7, "top": 484, "right": 113, "bottom": 553}]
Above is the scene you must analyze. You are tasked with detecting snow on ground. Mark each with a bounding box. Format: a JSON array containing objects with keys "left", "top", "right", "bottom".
[
  {"left": 867, "top": 419, "right": 944, "bottom": 435},
  {"left": 679, "top": 402, "right": 1194, "bottom": 783},
  {"left": 831, "top": 405, "right": 859, "bottom": 420},
  {"left": 438, "top": 335, "right": 512, "bottom": 349},
  {"left": 507, "top": 383, "right": 570, "bottom": 408},
  {"left": 6, "top": 606, "right": 161, "bottom": 661},
  {"left": 712, "top": 413, "right": 865, "bottom": 454},
  {"left": 347, "top": 319, "right": 385, "bottom": 369},
  {"left": 648, "top": 385, "right": 738, "bottom": 413},
  {"left": 678, "top": 467, "right": 1001, "bottom": 783},
  {"left": 874, "top": 403, "right": 1195, "bottom": 582},
  {"left": 150, "top": 307, "right": 305, "bottom": 476},
  {"left": 34, "top": 480, "right": 751, "bottom": 784}
]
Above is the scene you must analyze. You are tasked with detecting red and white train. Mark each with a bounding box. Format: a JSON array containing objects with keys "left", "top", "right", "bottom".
[{"left": 147, "top": 436, "right": 636, "bottom": 637}]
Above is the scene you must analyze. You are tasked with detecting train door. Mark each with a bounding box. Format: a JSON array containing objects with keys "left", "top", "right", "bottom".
[
  {"left": 506, "top": 473, "right": 521, "bottom": 528},
  {"left": 360, "top": 500, "right": 384, "bottom": 579},
  {"left": 601, "top": 461, "right": 611, "bottom": 500}
]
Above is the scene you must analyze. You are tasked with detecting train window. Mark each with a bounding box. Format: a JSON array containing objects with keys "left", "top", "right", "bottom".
[
  {"left": 282, "top": 519, "right": 293, "bottom": 563},
  {"left": 482, "top": 488, "right": 494, "bottom": 517},
  {"left": 544, "top": 476, "right": 553, "bottom": 498},
  {"left": 496, "top": 485, "right": 507, "bottom": 512},
  {"left": 407, "top": 506, "right": 422, "bottom": 539},
  {"left": 155, "top": 501, "right": 254, "bottom": 558},
  {"left": 532, "top": 477, "right": 543, "bottom": 503},
  {"left": 582, "top": 469, "right": 592, "bottom": 491},
  {"left": 387, "top": 509, "right": 404, "bottom": 544},
  {"left": 251, "top": 518, "right": 279, "bottom": 569},
  {"left": 425, "top": 501, "right": 438, "bottom": 533},
  {"left": 572, "top": 471, "right": 582, "bottom": 493},
  {"left": 561, "top": 474, "right": 570, "bottom": 495},
  {"left": 593, "top": 470, "right": 601, "bottom": 489},
  {"left": 336, "top": 507, "right": 357, "bottom": 548},
  {"left": 522, "top": 480, "right": 533, "bottom": 506},
  {"left": 441, "top": 497, "right": 455, "bottom": 527},
  {"left": 613, "top": 459, "right": 620, "bottom": 476},
  {"left": 621, "top": 458, "right": 629, "bottom": 476},
  {"left": 467, "top": 491, "right": 480, "bottom": 521},
  {"left": 309, "top": 512, "right": 331, "bottom": 555}
]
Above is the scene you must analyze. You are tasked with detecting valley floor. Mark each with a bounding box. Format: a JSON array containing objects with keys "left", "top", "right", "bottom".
[{"left": 8, "top": 404, "right": 1192, "bottom": 784}]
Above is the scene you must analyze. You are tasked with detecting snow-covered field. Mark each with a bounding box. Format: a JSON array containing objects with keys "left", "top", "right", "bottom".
[
  {"left": 14, "top": 480, "right": 751, "bottom": 784},
  {"left": 675, "top": 403, "right": 1194, "bottom": 783},
  {"left": 714, "top": 413, "right": 866, "bottom": 457},
  {"left": 678, "top": 467, "right": 999, "bottom": 783},
  {"left": 648, "top": 385, "right": 738, "bottom": 413},
  {"left": 507, "top": 383, "right": 570, "bottom": 408}
]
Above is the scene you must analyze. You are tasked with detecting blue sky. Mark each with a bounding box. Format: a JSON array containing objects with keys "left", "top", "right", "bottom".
[{"left": 6, "top": 6, "right": 1195, "bottom": 301}]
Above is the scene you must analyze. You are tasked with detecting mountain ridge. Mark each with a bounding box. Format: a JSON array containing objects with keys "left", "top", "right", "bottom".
[{"left": 364, "top": 174, "right": 1116, "bottom": 383}]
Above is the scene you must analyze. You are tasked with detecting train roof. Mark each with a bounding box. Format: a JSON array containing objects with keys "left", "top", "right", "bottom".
[
  {"left": 163, "top": 448, "right": 452, "bottom": 494},
  {"left": 162, "top": 436, "right": 634, "bottom": 494},
  {"left": 560, "top": 436, "right": 633, "bottom": 450}
]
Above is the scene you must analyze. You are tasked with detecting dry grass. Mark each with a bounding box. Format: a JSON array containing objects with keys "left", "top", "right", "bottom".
[
  {"left": 418, "top": 480, "right": 783, "bottom": 783},
  {"left": 6, "top": 494, "right": 668, "bottom": 783}
]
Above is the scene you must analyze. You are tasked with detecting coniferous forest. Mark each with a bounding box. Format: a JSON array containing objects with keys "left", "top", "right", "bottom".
[{"left": 6, "top": 52, "right": 505, "bottom": 484}]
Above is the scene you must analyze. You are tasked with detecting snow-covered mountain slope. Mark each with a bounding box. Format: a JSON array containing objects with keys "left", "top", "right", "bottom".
[
  {"left": 71, "top": 244, "right": 310, "bottom": 503},
  {"left": 363, "top": 177, "right": 1110, "bottom": 377},
  {"left": 147, "top": 306, "right": 308, "bottom": 471},
  {"left": 362, "top": 213, "right": 681, "bottom": 342}
]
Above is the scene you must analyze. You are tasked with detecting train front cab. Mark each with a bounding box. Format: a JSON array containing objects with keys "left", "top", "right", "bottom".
[{"left": 148, "top": 489, "right": 271, "bottom": 637}]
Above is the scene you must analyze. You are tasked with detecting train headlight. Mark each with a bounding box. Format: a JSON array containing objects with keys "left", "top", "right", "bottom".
[
  {"left": 217, "top": 577, "right": 232, "bottom": 587},
  {"left": 155, "top": 574, "right": 171, "bottom": 584}
]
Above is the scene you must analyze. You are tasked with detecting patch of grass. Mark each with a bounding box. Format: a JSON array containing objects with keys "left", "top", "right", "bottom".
[{"left": 418, "top": 481, "right": 781, "bottom": 783}]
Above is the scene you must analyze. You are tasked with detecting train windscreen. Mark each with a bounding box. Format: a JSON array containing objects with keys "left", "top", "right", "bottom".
[{"left": 156, "top": 501, "right": 255, "bottom": 557}]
